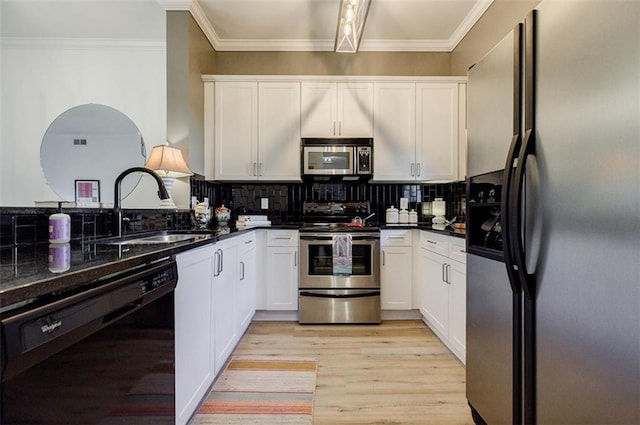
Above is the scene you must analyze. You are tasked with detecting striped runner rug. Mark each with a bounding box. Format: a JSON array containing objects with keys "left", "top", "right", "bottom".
[{"left": 193, "top": 356, "right": 318, "bottom": 425}]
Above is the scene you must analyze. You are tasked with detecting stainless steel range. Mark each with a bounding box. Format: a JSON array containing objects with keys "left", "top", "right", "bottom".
[{"left": 298, "top": 201, "right": 380, "bottom": 324}]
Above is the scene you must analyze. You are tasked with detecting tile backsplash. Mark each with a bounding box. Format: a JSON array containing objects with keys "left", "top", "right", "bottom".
[
  {"left": 191, "top": 177, "right": 466, "bottom": 224},
  {"left": 0, "top": 179, "right": 465, "bottom": 244}
]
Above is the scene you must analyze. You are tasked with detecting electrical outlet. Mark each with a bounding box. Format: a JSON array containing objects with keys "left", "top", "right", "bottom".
[{"left": 261, "top": 198, "right": 269, "bottom": 209}]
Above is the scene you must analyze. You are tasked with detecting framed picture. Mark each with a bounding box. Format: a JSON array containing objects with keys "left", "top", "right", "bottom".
[{"left": 75, "top": 180, "right": 100, "bottom": 207}]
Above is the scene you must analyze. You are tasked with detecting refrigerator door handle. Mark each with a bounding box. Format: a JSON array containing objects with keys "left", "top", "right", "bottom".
[
  {"left": 511, "top": 127, "right": 536, "bottom": 299},
  {"left": 502, "top": 133, "right": 523, "bottom": 293}
]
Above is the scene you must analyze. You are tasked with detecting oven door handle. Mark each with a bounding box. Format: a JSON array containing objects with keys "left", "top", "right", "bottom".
[
  {"left": 299, "top": 290, "right": 380, "bottom": 299},
  {"left": 299, "top": 234, "right": 380, "bottom": 241}
]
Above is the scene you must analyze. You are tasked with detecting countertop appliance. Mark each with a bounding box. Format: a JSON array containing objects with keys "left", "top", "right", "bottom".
[
  {"left": 299, "top": 201, "right": 380, "bottom": 324},
  {"left": 0, "top": 259, "right": 178, "bottom": 424},
  {"left": 301, "top": 138, "right": 373, "bottom": 181},
  {"left": 466, "top": 2, "right": 639, "bottom": 424}
]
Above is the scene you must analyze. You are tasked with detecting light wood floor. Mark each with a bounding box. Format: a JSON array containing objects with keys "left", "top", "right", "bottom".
[{"left": 232, "top": 320, "right": 474, "bottom": 425}]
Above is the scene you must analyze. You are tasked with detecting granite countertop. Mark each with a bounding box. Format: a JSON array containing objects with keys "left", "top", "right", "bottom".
[
  {"left": 0, "top": 221, "right": 462, "bottom": 310},
  {"left": 0, "top": 225, "right": 289, "bottom": 309}
]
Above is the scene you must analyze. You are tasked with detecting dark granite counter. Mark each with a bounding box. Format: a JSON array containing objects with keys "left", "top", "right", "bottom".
[
  {"left": 1, "top": 221, "right": 463, "bottom": 309},
  {"left": 0, "top": 224, "right": 300, "bottom": 309}
]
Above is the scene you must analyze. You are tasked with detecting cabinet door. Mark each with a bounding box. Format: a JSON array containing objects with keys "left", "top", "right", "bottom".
[
  {"left": 373, "top": 82, "right": 416, "bottom": 181},
  {"left": 265, "top": 246, "right": 299, "bottom": 310},
  {"left": 337, "top": 82, "right": 373, "bottom": 137},
  {"left": 449, "top": 259, "right": 466, "bottom": 363},
  {"left": 175, "top": 246, "right": 214, "bottom": 425},
  {"left": 214, "top": 82, "right": 258, "bottom": 180},
  {"left": 416, "top": 83, "right": 459, "bottom": 181},
  {"left": 381, "top": 246, "right": 413, "bottom": 310},
  {"left": 420, "top": 249, "right": 450, "bottom": 339},
  {"left": 237, "top": 236, "right": 257, "bottom": 335},
  {"left": 301, "top": 82, "right": 337, "bottom": 137},
  {"left": 212, "top": 243, "right": 238, "bottom": 375},
  {"left": 258, "top": 82, "right": 301, "bottom": 180}
]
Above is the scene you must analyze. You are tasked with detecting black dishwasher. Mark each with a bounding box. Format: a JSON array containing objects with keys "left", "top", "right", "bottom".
[{"left": 0, "top": 259, "right": 177, "bottom": 424}]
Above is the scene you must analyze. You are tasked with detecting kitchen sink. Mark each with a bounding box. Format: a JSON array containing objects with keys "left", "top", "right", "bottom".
[{"left": 91, "top": 230, "right": 213, "bottom": 246}]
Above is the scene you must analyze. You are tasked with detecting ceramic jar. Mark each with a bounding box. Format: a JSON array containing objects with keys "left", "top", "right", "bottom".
[
  {"left": 408, "top": 209, "right": 418, "bottom": 224},
  {"left": 399, "top": 209, "right": 409, "bottom": 224},
  {"left": 386, "top": 205, "right": 399, "bottom": 224},
  {"left": 214, "top": 204, "right": 231, "bottom": 225}
]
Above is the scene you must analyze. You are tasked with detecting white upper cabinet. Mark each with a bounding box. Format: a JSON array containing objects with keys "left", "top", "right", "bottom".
[
  {"left": 258, "top": 82, "right": 301, "bottom": 180},
  {"left": 204, "top": 76, "right": 465, "bottom": 182},
  {"left": 207, "top": 80, "right": 301, "bottom": 181},
  {"left": 301, "top": 82, "right": 373, "bottom": 137},
  {"left": 416, "top": 83, "right": 460, "bottom": 181},
  {"left": 213, "top": 81, "right": 259, "bottom": 180},
  {"left": 373, "top": 81, "right": 463, "bottom": 182},
  {"left": 373, "top": 82, "right": 416, "bottom": 181}
]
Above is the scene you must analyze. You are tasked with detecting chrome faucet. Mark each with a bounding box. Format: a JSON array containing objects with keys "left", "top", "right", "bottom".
[{"left": 113, "top": 167, "right": 170, "bottom": 237}]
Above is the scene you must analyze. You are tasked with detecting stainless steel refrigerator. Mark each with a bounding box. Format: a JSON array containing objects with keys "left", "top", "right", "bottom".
[{"left": 465, "top": 1, "right": 639, "bottom": 424}]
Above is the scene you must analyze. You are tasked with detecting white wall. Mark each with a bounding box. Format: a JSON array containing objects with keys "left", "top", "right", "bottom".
[{"left": 0, "top": 1, "right": 190, "bottom": 208}]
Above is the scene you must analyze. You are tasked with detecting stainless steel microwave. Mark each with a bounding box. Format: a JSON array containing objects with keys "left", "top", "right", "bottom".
[{"left": 301, "top": 138, "right": 373, "bottom": 180}]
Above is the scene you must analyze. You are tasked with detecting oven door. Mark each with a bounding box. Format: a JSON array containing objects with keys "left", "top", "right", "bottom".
[
  {"left": 303, "top": 146, "right": 354, "bottom": 175},
  {"left": 299, "top": 232, "right": 380, "bottom": 289}
]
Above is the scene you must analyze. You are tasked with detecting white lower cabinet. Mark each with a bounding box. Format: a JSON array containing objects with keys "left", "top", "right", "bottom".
[
  {"left": 380, "top": 230, "right": 413, "bottom": 310},
  {"left": 448, "top": 258, "right": 466, "bottom": 360},
  {"left": 175, "top": 245, "right": 215, "bottom": 425},
  {"left": 212, "top": 238, "right": 239, "bottom": 375},
  {"left": 265, "top": 230, "right": 299, "bottom": 310},
  {"left": 237, "top": 234, "right": 257, "bottom": 334},
  {"left": 417, "top": 231, "right": 466, "bottom": 363}
]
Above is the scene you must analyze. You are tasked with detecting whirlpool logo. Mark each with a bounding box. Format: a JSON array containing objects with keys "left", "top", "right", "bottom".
[{"left": 40, "top": 320, "right": 62, "bottom": 334}]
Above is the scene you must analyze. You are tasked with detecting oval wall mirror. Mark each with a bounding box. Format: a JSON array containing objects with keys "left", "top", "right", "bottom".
[{"left": 40, "top": 104, "right": 146, "bottom": 205}]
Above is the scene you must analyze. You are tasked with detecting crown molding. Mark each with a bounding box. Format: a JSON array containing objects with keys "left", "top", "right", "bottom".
[
  {"left": 449, "top": 0, "right": 494, "bottom": 50},
  {"left": 0, "top": 37, "right": 166, "bottom": 50},
  {"left": 168, "top": 0, "right": 494, "bottom": 53},
  {"left": 189, "top": 0, "right": 222, "bottom": 50},
  {"left": 157, "top": 0, "right": 192, "bottom": 11}
]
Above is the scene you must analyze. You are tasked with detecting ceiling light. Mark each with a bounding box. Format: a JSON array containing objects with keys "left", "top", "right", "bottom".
[{"left": 335, "top": 0, "right": 371, "bottom": 53}]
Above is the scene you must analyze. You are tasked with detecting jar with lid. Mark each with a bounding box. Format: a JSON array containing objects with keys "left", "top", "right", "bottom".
[
  {"left": 408, "top": 209, "right": 418, "bottom": 224},
  {"left": 386, "top": 205, "right": 399, "bottom": 224},
  {"left": 398, "top": 209, "right": 409, "bottom": 224}
]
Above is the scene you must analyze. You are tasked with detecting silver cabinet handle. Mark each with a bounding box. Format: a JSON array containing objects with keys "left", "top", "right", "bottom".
[
  {"left": 213, "top": 250, "right": 220, "bottom": 277},
  {"left": 294, "top": 251, "right": 297, "bottom": 267},
  {"left": 339, "top": 121, "right": 342, "bottom": 136},
  {"left": 382, "top": 250, "right": 386, "bottom": 266},
  {"left": 333, "top": 121, "right": 336, "bottom": 135},
  {"left": 416, "top": 163, "right": 421, "bottom": 177},
  {"left": 427, "top": 240, "right": 437, "bottom": 245},
  {"left": 253, "top": 162, "right": 257, "bottom": 176},
  {"left": 240, "top": 261, "right": 245, "bottom": 280},
  {"left": 259, "top": 162, "right": 263, "bottom": 176},
  {"left": 410, "top": 163, "right": 415, "bottom": 177},
  {"left": 245, "top": 239, "right": 253, "bottom": 244},
  {"left": 442, "top": 263, "right": 446, "bottom": 282}
]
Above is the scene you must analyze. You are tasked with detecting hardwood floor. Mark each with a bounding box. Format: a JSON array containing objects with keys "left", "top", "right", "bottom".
[{"left": 232, "top": 320, "right": 474, "bottom": 425}]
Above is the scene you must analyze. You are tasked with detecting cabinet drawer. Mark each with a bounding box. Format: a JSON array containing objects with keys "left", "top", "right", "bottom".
[
  {"left": 449, "top": 238, "right": 467, "bottom": 264},
  {"left": 266, "top": 230, "right": 298, "bottom": 247},
  {"left": 420, "top": 231, "right": 449, "bottom": 256},
  {"left": 381, "top": 230, "right": 413, "bottom": 246}
]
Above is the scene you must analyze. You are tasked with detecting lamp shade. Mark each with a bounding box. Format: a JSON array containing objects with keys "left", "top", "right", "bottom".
[{"left": 145, "top": 145, "right": 192, "bottom": 177}]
